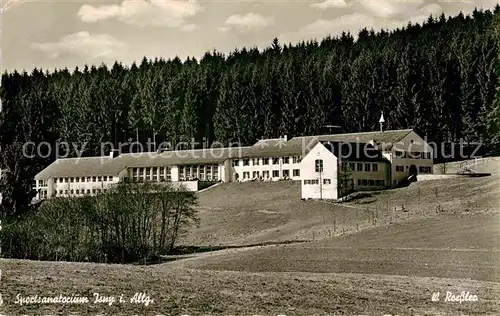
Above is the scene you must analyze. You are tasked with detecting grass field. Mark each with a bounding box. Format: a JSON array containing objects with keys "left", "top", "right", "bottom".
[
  {"left": 3, "top": 256, "right": 499, "bottom": 315},
  {"left": 179, "top": 213, "right": 500, "bottom": 282},
  {"left": 181, "top": 171, "right": 499, "bottom": 247},
  {"left": 2, "top": 160, "right": 499, "bottom": 315}
]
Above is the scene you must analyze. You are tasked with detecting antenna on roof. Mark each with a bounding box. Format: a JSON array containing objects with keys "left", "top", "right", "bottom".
[{"left": 379, "top": 111, "right": 385, "bottom": 132}]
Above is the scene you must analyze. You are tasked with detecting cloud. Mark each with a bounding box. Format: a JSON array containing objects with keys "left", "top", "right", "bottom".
[
  {"left": 311, "top": 0, "right": 349, "bottom": 10},
  {"left": 31, "top": 31, "right": 128, "bottom": 60},
  {"left": 218, "top": 26, "right": 231, "bottom": 34},
  {"left": 420, "top": 3, "right": 444, "bottom": 16},
  {"left": 1, "top": 0, "right": 26, "bottom": 12},
  {"left": 280, "top": 11, "right": 420, "bottom": 44},
  {"left": 224, "top": 13, "right": 274, "bottom": 31},
  {"left": 357, "top": 0, "right": 425, "bottom": 18},
  {"left": 77, "top": 0, "right": 203, "bottom": 28}
]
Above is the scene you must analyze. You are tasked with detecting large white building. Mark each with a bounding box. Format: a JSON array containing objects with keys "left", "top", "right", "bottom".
[{"left": 34, "top": 129, "right": 433, "bottom": 201}]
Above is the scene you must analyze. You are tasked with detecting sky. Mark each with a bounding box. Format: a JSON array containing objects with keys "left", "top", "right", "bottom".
[{"left": 1, "top": 0, "right": 499, "bottom": 72}]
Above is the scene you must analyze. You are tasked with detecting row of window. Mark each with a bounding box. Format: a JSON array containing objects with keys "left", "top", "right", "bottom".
[
  {"left": 395, "top": 151, "right": 432, "bottom": 159},
  {"left": 132, "top": 166, "right": 172, "bottom": 182},
  {"left": 56, "top": 188, "right": 107, "bottom": 196},
  {"left": 395, "top": 165, "right": 432, "bottom": 173},
  {"left": 316, "top": 160, "right": 381, "bottom": 173},
  {"left": 53, "top": 176, "right": 114, "bottom": 184},
  {"left": 179, "top": 165, "right": 219, "bottom": 181},
  {"left": 419, "top": 166, "right": 432, "bottom": 173},
  {"left": 233, "top": 156, "right": 302, "bottom": 167},
  {"left": 241, "top": 169, "right": 300, "bottom": 179},
  {"left": 304, "top": 179, "right": 331, "bottom": 185},
  {"left": 357, "top": 179, "right": 385, "bottom": 187},
  {"left": 349, "top": 162, "right": 379, "bottom": 172}
]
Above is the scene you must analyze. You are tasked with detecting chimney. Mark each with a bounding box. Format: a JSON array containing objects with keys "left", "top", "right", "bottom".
[{"left": 109, "top": 150, "right": 119, "bottom": 159}]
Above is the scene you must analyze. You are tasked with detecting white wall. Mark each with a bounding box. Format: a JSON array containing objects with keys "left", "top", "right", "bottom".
[
  {"left": 300, "top": 143, "right": 338, "bottom": 200},
  {"left": 231, "top": 156, "right": 302, "bottom": 182},
  {"left": 48, "top": 175, "right": 120, "bottom": 198},
  {"left": 388, "top": 131, "right": 433, "bottom": 186}
]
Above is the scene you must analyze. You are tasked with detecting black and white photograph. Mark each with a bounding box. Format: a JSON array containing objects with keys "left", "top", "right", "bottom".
[{"left": 0, "top": 0, "right": 499, "bottom": 315}]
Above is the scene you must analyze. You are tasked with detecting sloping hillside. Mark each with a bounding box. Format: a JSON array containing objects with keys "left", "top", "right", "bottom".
[{"left": 179, "top": 172, "right": 499, "bottom": 246}]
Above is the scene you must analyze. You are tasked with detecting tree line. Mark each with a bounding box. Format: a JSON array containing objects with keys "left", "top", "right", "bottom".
[{"left": 1, "top": 8, "right": 499, "bottom": 217}]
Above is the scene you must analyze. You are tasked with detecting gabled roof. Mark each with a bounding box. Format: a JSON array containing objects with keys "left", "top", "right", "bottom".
[
  {"left": 35, "top": 147, "right": 255, "bottom": 180},
  {"left": 322, "top": 141, "right": 390, "bottom": 163},
  {"left": 286, "top": 129, "right": 413, "bottom": 151},
  {"left": 35, "top": 129, "right": 415, "bottom": 180}
]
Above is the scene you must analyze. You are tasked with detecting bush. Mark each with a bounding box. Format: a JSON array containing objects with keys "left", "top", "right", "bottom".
[{"left": 1, "top": 182, "right": 199, "bottom": 263}]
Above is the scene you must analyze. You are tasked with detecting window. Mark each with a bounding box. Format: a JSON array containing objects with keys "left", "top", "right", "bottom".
[
  {"left": 59, "top": 190, "right": 63, "bottom": 195},
  {"left": 272, "top": 170, "right": 279, "bottom": 178},
  {"left": 92, "top": 176, "right": 97, "bottom": 182},
  {"left": 365, "top": 164, "right": 371, "bottom": 172},
  {"left": 426, "top": 152, "right": 431, "bottom": 159},
  {"left": 273, "top": 158, "right": 280, "bottom": 165},
  {"left": 315, "top": 159, "right": 323, "bottom": 172},
  {"left": 369, "top": 180, "right": 374, "bottom": 186},
  {"left": 372, "top": 164, "right": 378, "bottom": 172},
  {"left": 357, "top": 163, "right": 363, "bottom": 171},
  {"left": 419, "top": 166, "right": 432, "bottom": 173},
  {"left": 283, "top": 157, "right": 289, "bottom": 164},
  {"left": 283, "top": 170, "right": 290, "bottom": 178},
  {"left": 103, "top": 176, "right": 107, "bottom": 181},
  {"left": 166, "top": 167, "right": 172, "bottom": 181},
  {"left": 64, "top": 190, "right": 68, "bottom": 194},
  {"left": 263, "top": 158, "right": 270, "bottom": 165},
  {"left": 86, "top": 177, "right": 91, "bottom": 182},
  {"left": 293, "top": 156, "right": 302, "bottom": 164},
  {"left": 323, "top": 179, "right": 331, "bottom": 185},
  {"left": 362, "top": 180, "right": 368, "bottom": 186},
  {"left": 243, "top": 172, "right": 250, "bottom": 179},
  {"left": 98, "top": 176, "right": 102, "bottom": 182},
  {"left": 70, "top": 177, "right": 74, "bottom": 183},
  {"left": 252, "top": 171, "right": 259, "bottom": 178},
  {"left": 70, "top": 189, "right": 74, "bottom": 195},
  {"left": 263, "top": 171, "right": 270, "bottom": 178},
  {"left": 304, "top": 179, "right": 319, "bottom": 185},
  {"left": 396, "top": 166, "right": 404, "bottom": 172},
  {"left": 252, "top": 158, "right": 259, "bottom": 166},
  {"left": 76, "top": 189, "right": 80, "bottom": 195},
  {"left": 92, "top": 189, "right": 96, "bottom": 194},
  {"left": 243, "top": 159, "right": 250, "bottom": 166},
  {"left": 293, "top": 169, "right": 300, "bottom": 177},
  {"left": 395, "top": 151, "right": 404, "bottom": 158},
  {"left": 54, "top": 178, "right": 58, "bottom": 184},
  {"left": 87, "top": 189, "right": 91, "bottom": 194},
  {"left": 232, "top": 159, "right": 239, "bottom": 167},
  {"left": 357, "top": 179, "right": 361, "bottom": 185},
  {"left": 213, "top": 165, "right": 219, "bottom": 180},
  {"left": 109, "top": 176, "right": 113, "bottom": 182},
  {"left": 76, "top": 177, "right": 79, "bottom": 183}
]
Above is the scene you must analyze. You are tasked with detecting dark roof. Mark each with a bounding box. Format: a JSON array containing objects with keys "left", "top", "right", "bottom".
[
  {"left": 322, "top": 141, "right": 390, "bottom": 163},
  {"left": 287, "top": 129, "right": 413, "bottom": 151},
  {"left": 36, "top": 129, "right": 414, "bottom": 179}
]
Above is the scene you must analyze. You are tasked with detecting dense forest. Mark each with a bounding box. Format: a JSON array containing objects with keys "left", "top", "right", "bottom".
[{"left": 1, "top": 8, "right": 500, "bottom": 216}]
